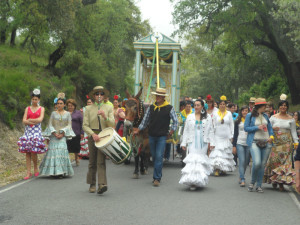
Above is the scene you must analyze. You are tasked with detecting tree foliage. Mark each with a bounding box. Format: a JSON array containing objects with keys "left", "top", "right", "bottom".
[
  {"left": 0, "top": 0, "right": 150, "bottom": 126},
  {"left": 172, "top": 0, "right": 300, "bottom": 104}
]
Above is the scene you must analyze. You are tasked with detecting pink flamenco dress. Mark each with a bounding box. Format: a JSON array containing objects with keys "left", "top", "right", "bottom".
[{"left": 17, "top": 107, "right": 47, "bottom": 154}]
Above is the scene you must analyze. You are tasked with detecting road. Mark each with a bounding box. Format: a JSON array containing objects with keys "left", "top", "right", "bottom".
[{"left": 0, "top": 157, "right": 299, "bottom": 225}]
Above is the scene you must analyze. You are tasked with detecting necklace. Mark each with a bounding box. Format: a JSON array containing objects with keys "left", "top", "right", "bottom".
[{"left": 57, "top": 110, "right": 64, "bottom": 121}]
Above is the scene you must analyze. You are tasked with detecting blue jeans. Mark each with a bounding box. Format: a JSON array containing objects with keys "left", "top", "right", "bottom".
[
  {"left": 250, "top": 142, "right": 272, "bottom": 187},
  {"left": 149, "top": 136, "right": 167, "bottom": 181},
  {"left": 236, "top": 144, "right": 250, "bottom": 182},
  {"left": 164, "top": 143, "right": 171, "bottom": 160}
]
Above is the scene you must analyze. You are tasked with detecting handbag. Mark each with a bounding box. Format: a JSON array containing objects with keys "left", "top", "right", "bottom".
[{"left": 256, "top": 140, "right": 267, "bottom": 148}]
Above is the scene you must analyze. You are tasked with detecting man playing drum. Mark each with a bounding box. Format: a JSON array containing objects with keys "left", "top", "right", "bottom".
[
  {"left": 83, "top": 86, "right": 114, "bottom": 194},
  {"left": 134, "top": 88, "right": 178, "bottom": 187}
]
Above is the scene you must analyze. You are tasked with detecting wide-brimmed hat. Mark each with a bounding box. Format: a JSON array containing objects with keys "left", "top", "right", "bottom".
[
  {"left": 151, "top": 88, "right": 168, "bottom": 97},
  {"left": 255, "top": 98, "right": 267, "bottom": 105},
  {"left": 89, "top": 86, "right": 109, "bottom": 98},
  {"left": 249, "top": 97, "right": 256, "bottom": 103}
]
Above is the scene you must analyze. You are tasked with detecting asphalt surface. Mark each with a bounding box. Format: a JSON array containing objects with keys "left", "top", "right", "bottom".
[{"left": 0, "top": 157, "right": 300, "bottom": 225}]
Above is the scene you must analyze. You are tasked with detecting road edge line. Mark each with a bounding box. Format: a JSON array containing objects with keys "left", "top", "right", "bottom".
[
  {"left": 0, "top": 160, "right": 76, "bottom": 194},
  {"left": 0, "top": 179, "right": 32, "bottom": 194},
  {"left": 288, "top": 191, "right": 300, "bottom": 211}
]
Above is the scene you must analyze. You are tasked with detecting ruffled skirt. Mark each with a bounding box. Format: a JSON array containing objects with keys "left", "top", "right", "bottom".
[
  {"left": 17, "top": 124, "right": 47, "bottom": 154},
  {"left": 39, "top": 136, "right": 74, "bottom": 176},
  {"left": 79, "top": 132, "right": 89, "bottom": 158},
  {"left": 263, "top": 131, "right": 295, "bottom": 185},
  {"left": 209, "top": 138, "right": 235, "bottom": 172},
  {"left": 179, "top": 142, "right": 213, "bottom": 187}
]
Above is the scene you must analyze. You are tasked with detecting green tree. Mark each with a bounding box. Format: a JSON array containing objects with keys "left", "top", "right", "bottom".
[{"left": 172, "top": 0, "right": 300, "bottom": 104}]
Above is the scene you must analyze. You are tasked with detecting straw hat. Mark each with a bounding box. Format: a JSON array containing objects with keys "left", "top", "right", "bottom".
[
  {"left": 255, "top": 98, "right": 267, "bottom": 105},
  {"left": 249, "top": 97, "right": 256, "bottom": 103},
  {"left": 151, "top": 88, "right": 169, "bottom": 97},
  {"left": 89, "top": 86, "right": 109, "bottom": 98}
]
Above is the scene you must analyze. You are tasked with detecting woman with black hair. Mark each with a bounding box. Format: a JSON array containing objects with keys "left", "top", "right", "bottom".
[
  {"left": 180, "top": 99, "right": 214, "bottom": 190},
  {"left": 18, "top": 87, "right": 47, "bottom": 180},
  {"left": 40, "top": 93, "right": 75, "bottom": 178},
  {"left": 244, "top": 98, "right": 274, "bottom": 193},
  {"left": 263, "top": 95, "right": 298, "bottom": 191},
  {"left": 209, "top": 96, "right": 235, "bottom": 176},
  {"left": 232, "top": 106, "right": 250, "bottom": 187},
  {"left": 293, "top": 111, "right": 300, "bottom": 139}
]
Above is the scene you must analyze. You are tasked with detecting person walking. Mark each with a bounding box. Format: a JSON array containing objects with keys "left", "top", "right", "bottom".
[
  {"left": 263, "top": 95, "right": 299, "bottom": 191},
  {"left": 295, "top": 144, "right": 300, "bottom": 193},
  {"left": 134, "top": 88, "right": 178, "bottom": 187},
  {"left": 79, "top": 96, "right": 93, "bottom": 159},
  {"left": 18, "top": 87, "right": 47, "bottom": 179},
  {"left": 232, "top": 106, "right": 250, "bottom": 187},
  {"left": 293, "top": 111, "right": 300, "bottom": 139},
  {"left": 83, "top": 86, "right": 114, "bottom": 194},
  {"left": 179, "top": 99, "right": 214, "bottom": 190},
  {"left": 249, "top": 97, "right": 256, "bottom": 112},
  {"left": 209, "top": 95, "right": 235, "bottom": 176},
  {"left": 244, "top": 98, "right": 274, "bottom": 193},
  {"left": 40, "top": 93, "right": 75, "bottom": 178},
  {"left": 66, "top": 99, "right": 83, "bottom": 166}
]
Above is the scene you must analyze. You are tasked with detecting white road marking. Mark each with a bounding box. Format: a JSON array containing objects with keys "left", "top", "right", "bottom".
[
  {"left": 0, "top": 179, "right": 32, "bottom": 194},
  {"left": 288, "top": 191, "right": 300, "bottom": 211},
  {"left": 0, "top": 161, "right": 76, "bottom": 194}
]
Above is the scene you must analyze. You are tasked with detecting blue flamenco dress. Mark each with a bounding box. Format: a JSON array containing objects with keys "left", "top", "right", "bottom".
[{"left": 39, "top": 111, "right": 75, "bottom": 176}]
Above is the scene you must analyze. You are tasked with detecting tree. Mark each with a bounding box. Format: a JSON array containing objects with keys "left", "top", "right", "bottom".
[{"left": 172, "top": 0, "right": 300, "bottom": 104}]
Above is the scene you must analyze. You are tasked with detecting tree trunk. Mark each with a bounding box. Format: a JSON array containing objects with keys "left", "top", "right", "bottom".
[
  {"left": 82, "top": 0, "right": 97, "bottom": 6},
  {"left": 0, "top": 30, "right": 6, "bottom": 44},
  {"left": 10, "top": 28, "right": 16, "bottom": 46},
  {"left": 30, "top": 37, "right": 37, "bottom": 54},
  {"left": 21, "top": 35, "right": 29, "bottom": 48},
  {"left": 284, "top": 62, "right": 300, "bottom": 104},
  {"left": 258, "top": 15, "right": 300, "bottom": 104},
  {"left": 46, "top": 41, "right": 67, "bottom": 69}
]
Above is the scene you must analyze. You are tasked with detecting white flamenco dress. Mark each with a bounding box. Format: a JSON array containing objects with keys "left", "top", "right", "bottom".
[
  {"left": 179, "top": 114, "right": 213, "bottom": 187},
  {"left": 209, "top": 110, "right": 236, "bottom": 172}
]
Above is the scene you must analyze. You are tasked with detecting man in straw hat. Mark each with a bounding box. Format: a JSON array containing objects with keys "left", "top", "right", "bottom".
[
  {"left": 249, "top": 97, "right": 256, "bottom": 112},
  {"left": 83, "top": 86, "right": 114, "bottom": 194},
  {"left": 134, "top": 88, "right": 178, "bottom": 187}
]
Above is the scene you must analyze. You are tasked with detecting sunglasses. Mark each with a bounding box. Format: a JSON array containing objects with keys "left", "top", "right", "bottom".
[
  {"left": 95, "top": 92, "right": 104, "bottom": 96},
  {"left": 57, "top": 103, "right": 64, "bottom": 105}
]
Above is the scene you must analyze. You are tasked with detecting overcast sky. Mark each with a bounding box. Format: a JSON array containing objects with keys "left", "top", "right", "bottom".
[{"left": 135, "top": 0, "right": 179, "bottom": 42}]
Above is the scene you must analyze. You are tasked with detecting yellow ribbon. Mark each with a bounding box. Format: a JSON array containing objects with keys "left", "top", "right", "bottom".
[
  {"left": 181, "top": 109, "right": 192, "bottom": 119},
  {"left": 153, "top": 100, "right": 169, "bottom": 111},
  {"left": 217, "top": 109, "right": 227, "bottom": 122}
]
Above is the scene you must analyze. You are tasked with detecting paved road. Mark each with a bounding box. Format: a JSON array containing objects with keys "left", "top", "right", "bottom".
[{"left": 1, "top": 158, "right": 299, "bottom": 225}]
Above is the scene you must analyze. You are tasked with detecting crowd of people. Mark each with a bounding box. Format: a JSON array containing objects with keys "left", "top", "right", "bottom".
[{"left": 17, "top": 86, "right": 300, "bottom": 195}]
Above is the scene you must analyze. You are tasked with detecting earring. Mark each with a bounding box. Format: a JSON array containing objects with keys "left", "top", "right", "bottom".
[
  {"left": 31, "top": 101, "right": 33, "bottom": 106},
  {"left": 201, "top": 109, "right": 205, "bottom": 114},
  {"left": 38, "top": 101, "right": 40, "bottom": 106}
]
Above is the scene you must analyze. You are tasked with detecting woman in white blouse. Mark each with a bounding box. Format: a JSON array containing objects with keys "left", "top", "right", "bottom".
[
  {"left": 209, "top": 96, "right": 235, "bottom": 176},
  {"left": 264, "top": 98, "right": 299, "bottom": 191},
  {"left": 180, "top": 99, "right": 214, "bottom": 190}
]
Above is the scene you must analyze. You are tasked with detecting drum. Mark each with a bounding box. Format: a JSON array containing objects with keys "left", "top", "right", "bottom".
[{"left": 95, "top": 127, "right": 131, "bottom": 164}]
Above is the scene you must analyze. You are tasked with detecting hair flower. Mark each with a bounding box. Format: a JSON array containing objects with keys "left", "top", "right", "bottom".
[
  {"left": 114, "top": 95, "right": 119, "bottom": 100},
  {"left": 220, "top": 95, "right": 227, "bottom": 101},
  {"left": 280, "top": 94, "right": 287, "bottom": 101},
  {"left": 54, "top": 97, "right": 58, "bottom": 104},
  {"left": 33, "top": 89, "right": 40, "bottom": 95},
  {"left": 206, "top": 94, "right": 212, "bottom": 100}
]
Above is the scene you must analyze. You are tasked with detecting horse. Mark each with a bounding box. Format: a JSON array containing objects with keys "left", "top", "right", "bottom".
[{"left": 123, "top": 88, "right": 150, "bottom": 179}]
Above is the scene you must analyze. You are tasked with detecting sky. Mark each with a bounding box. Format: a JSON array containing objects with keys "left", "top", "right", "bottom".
[{"left": 135, "top": 0, "right": 179, "bottom": 42}]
